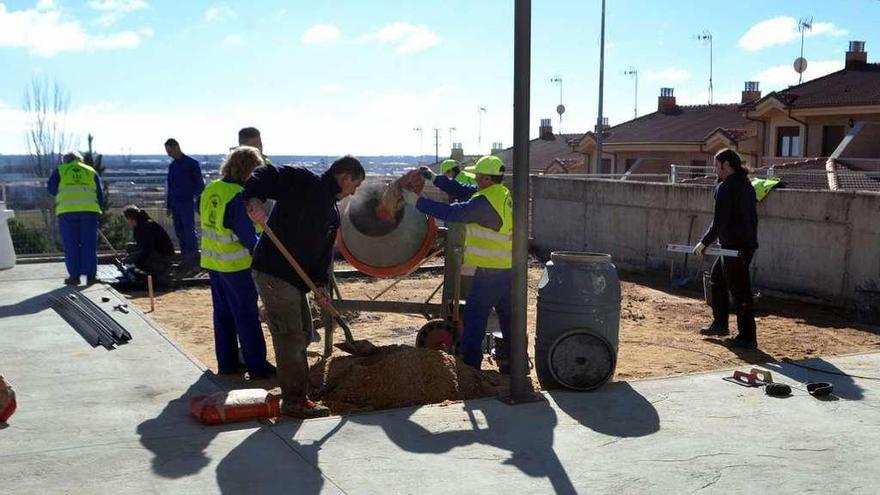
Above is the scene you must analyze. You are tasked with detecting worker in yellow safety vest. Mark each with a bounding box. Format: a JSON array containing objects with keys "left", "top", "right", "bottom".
[
  {"left": 403, "top": 156, "right": 513, "bottom": 371},
  {"left": 47, "top": 152, "right": 105, "bottom": 286},
  {"left": 200, "top": 146, "right": 275, "bottom": 378}
]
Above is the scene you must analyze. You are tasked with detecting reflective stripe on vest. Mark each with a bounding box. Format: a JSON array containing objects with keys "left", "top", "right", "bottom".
[
  {"left": 464, "top": 183, "right": 513, "bottom": 269},
  {"left": 55, "top": 161, "right": 102, "bottom": 215},
  {"left": 200, "top": 180, "right": 252, "bottom": 272}
]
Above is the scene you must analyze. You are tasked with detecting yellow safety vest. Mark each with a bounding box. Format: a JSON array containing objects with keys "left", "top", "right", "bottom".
[
  {"left": 751, "top": 177, "right": 780, "bottom": 202},
  {"left": 464, "top": 183, "right": 513, "bottom": 269},
  {"left": 200, "top": 180, "right": 252, "bottom": 272},
  {"left": 55, "top": 161, "right": 102, "bottom": 215}
]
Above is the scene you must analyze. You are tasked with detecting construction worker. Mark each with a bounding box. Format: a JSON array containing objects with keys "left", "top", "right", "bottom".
[
  {"left": 440, "top": 159, "right": 477, "bottom": 186},
  {"left": 164, "top": 138, "right": 204, "bottom": 272},
  {"left": 243, "top": 155, "right": 365, "bottom": 418},
  {"left": 201, "top": 146, "right": 275, "bottom": 378},
  {"left": 693, "top": 148, "right": 759, "bottom": 349},
  {"left": 404, "top": 155, "right": 512, "bottom": 371},
  {"left": 47, "top": 151, "right": 104, "bottom": 286},
  {"left": 122, "top": 205, "right": 174, "bottom": 285}
]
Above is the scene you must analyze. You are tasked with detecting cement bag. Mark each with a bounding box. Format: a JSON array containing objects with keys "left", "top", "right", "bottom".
[
  {"left": 0, "top": 375, "right": 16, "bottom": 422},
  {"left": 190, "top": 388, "right": 279, "bottom": 425}
]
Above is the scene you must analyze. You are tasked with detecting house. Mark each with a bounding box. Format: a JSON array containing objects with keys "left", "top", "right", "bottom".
[
  {"left": 492, "top": 119, "right": 585, "bottom": 174},
  {"left": 578, "top": 40, "right": 880, "bottom": 182}
]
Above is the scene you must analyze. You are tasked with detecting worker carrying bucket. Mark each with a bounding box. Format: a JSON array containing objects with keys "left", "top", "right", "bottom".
[
  {"left": 243, "top": 155, "right": 367, "bottom": 419},
  {"left": 401, "top": 156, "right": 514, "bottom": 372}
]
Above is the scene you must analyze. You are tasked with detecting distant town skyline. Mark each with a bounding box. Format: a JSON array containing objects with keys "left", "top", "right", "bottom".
[{"left": 1, "top": 0, "right": 877, "bottom": 155}]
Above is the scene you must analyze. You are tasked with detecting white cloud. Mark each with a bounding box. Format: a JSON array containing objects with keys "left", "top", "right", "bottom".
[
  {"left": 203, "top": 5, "right": 235, "bottom": 23},
  {"left": 319, "top": 83, "right": 343, "bottom": 95},
  {"left": 0, "top": 3, "right": 151, "bottom": 56},
  {"left": 371, "top": 22, "right": 440, "bottom": 54},
  {"left": 222, "top": 34, "right": 244, "bottom": 47},
  {"left": 739, "top": 16, "right": 848, "bottom": 51},
  {"left": 302, "top": 23, "right": 340, "bottom": 44},
  {"left": 753, "top": 60, "right": 844, "bottom": 89},
  {"left": 674, "top": 89, "right": 741, "bottom": 106},
  {"left": 645, "top": 68, "right": 690, "bottom": 83},
  {"left": 88, "top": 0, "right": 148, "bottom": 27}
]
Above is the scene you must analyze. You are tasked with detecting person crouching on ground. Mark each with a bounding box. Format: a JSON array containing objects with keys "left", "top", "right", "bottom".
[
  {"left": 122, "top": 205, "right": 174, "bottom": 285},
  {"left": 200, "top": 146, "right": 275, "bottom": 379},
  {"left": 403, "top": 156, "right": 513, "bottom": 372},
  {"left": 693, "top": 148, "right": 759, "bottom": 349},
  {"left": 47, "top": 151, "right": 105, "bottom": 286},
  {"left": 243, "top": 155, "right": 365, "bottom": 419}
]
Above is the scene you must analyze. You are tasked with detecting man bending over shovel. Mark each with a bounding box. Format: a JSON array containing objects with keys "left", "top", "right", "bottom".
[{"left": 243, "top": 155, "right": 365, "bottom": 419}]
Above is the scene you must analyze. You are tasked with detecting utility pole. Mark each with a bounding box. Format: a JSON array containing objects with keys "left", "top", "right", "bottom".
[
  {"left": 448, "top": 127, "right": 457, "bottom": 150},
  {"left": 596, "top": 0, "right": 606, "bottom": 173},
  {"left": 433, "top": 128, "right": 441, "bottom": 166},
  {"left": 696, "top": 31, "right": 713, "bottom": 104},
  {"left": 477, "top": 106, "right": 487, "bottom": 152},
  {"left": 624, "top": 66, "right": 638, "bottom": 119},
  {"left": 413, "top": 127, "right": 423, "bottom": 165}
]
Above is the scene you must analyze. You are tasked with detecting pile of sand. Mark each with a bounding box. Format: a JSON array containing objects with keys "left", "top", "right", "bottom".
[{"left": 310, "top": 345, "right": 495, "bottom": 412}]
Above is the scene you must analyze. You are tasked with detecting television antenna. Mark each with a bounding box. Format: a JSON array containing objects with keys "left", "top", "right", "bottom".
[
  {"left": 550, "top": 75, "right": 564, "bottom": 133},
  {"left": 413, "top": 127, "right": 423, "bottom": 164},
  {"left": 477, "top": 105, "right": 487, "bottom": 152},
  {"left": 695, "top": 31, "right": 713, "bottom": 104},
  {"left": 623, "top": 67, "right": 638, "bottom": 119},
  {"left": 796, "top": 17, "right": 813, "bottom": 83}
]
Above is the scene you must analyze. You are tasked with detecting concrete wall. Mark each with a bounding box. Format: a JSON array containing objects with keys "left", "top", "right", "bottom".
[{"left": 531, "top": 176, "right": 880, "bottom": 310}]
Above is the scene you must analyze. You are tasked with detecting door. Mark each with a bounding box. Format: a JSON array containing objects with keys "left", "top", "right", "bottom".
[{"left": 822, "top": 125, "right": 846, "bottom": 157}]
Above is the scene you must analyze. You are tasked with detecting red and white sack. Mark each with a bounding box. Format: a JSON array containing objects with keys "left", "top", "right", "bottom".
[
  {"left": 190, "top": 389, "right": 279, "bottom": 425},
  {"left": 0, "top": 375, "right": 16, "bottom": 423}
]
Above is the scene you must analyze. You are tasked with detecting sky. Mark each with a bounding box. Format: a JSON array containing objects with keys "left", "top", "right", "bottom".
[{"left": 1, "top": 0, "right": 878, "bottom": 156}]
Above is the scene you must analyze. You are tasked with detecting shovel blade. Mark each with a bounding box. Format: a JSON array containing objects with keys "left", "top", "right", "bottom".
[{"left": 334, "top": 339, "right": 380, "bottom": 356}]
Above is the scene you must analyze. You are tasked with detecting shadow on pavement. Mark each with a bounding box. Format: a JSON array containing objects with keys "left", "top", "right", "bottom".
[
  {"left": 0, "top": 286, "right": 71, "bottom": 319},
  {"left": 549, "top": 381, "right": 661, "bottom": 438}
]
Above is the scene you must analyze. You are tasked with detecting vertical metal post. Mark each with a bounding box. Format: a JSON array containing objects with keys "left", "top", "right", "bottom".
[
  {"left": 505, "top": 0, "right": 537, "bottom": 404},
  {"left": 595, "top": 0, "right": 606, "bottom": 173}
]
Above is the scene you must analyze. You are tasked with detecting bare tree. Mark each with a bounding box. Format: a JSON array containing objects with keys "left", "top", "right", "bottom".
[{"left": 22, "top": 76, "right": 72, "bottom": 178}]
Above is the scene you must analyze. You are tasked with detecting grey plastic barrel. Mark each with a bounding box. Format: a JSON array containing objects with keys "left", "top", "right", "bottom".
[{"left": 535, "top": 251, "right": 621, "bottom": 391}]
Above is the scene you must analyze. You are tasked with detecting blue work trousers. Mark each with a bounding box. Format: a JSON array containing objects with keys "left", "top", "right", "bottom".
[
  {"left": 461, "top": 268, "right": 512, "bottom": 368},
  {"left": 58, "top": 212, "right": 99, "bottom": 279},
  {"left": 208, "top": 269, "right": 270, "bottom": 374},
  {"left": 169, "top": 199, "right": 199, "bottom": 262}
]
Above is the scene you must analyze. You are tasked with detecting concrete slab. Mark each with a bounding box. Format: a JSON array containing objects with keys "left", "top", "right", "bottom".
[{"left": 2, "top": 263, "right": 880, "bottom": 493}]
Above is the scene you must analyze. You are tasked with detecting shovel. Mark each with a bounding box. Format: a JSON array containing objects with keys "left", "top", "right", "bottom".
[{"left": 258, "top": 222, "right": 378, "bottom": 356}]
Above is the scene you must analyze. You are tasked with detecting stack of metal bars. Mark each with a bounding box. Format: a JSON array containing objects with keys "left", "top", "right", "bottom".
[{"left": 49, "top": 290, "right": 132, "bottom": 349}]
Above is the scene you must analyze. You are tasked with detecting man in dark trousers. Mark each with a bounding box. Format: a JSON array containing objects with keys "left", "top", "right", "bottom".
[
  {"left": 122, "top": 205, "right": 174, "bottom": 284},
  {"left": 693, "top": 148, "right": 759, "bottom": 349},
  {"left": 164, "top": 138, "right": 205, "bottom": 272},
  {"left": 243, "top": 155, "right": 365, "bottom": 418}
]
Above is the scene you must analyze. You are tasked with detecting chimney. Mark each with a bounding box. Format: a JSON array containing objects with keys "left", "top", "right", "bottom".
[
  {"left": 539, "top": 118, "right": 554, "bottom": 140},
  {"left": 741, "top": 81, "right": 761, "bottom": 103},
  {"left": 491, "top": 142, "right": 504, "bottom": 155},
  {"left": 450, "top": 142, "right": 464, "bottom": 161},
  {"left": 593, "top": 117, "right": 609, "bottom": 133},
  {"left": 658, "top": 87, "right": 676, "bottom": 113},
  {"left": 846, "top": 40, "right": 867, "bottom": 69}
]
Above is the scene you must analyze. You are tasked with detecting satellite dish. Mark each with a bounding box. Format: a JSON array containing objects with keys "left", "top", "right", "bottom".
[
  {"left": 793, "top": 57, "right": 808, "bottom": 74},
  {"left": 556, "top": 104, "right": 566, "bottom": 116}
]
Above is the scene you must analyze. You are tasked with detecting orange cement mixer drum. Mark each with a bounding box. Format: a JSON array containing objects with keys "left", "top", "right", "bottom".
[{"left": 337, "top": 182, "right": 437, "bottom": 278}]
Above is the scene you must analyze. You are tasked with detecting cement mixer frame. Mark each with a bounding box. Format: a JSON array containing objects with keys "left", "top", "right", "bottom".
[{"left": 322, "top": 224, "right": 469, "bottom": 358}]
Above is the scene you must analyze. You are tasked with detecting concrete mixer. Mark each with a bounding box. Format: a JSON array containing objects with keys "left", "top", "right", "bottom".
[{"left": 325, "top": 171, "right": 471, "bottom": 357}]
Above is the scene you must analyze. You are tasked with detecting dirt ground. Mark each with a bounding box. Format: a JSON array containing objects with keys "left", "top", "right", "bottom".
[{"left": 124, "top": 266, "right": 880, "bottom": 387}]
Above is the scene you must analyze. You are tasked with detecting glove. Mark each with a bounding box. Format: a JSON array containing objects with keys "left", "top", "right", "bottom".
[
  {"left": 419, "top": 166, "right": 436, "bottom": 181},
  {"left": 693, "top": 242, "right": 706, "bottom": 256},
  {"left": 402, "top": 188, "right": 421, "bottom": 207}
]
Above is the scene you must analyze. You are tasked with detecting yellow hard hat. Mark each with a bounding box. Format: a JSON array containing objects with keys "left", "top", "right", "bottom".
[
  {"left": 440, "top": 159, "right": 459, "bottom": 174},
  {"left": 465, "top": 155, "right": 505, "bottom": 176}
]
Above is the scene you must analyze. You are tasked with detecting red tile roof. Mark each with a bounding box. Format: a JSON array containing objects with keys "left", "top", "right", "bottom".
[
  {"left": 493, "top": 134, "right": 584, "bottom": 172},
  {"left": 594, "top": 105, "right": 754, "bottom": 144},
  {"left": 748, "top": 64, "right": 880, "bottom": 109}
]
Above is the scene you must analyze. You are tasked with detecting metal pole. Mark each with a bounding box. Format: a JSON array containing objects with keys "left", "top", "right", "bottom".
[
  {"left": 595, "top": 0, "right": 606, "bottom": 173},
  {"left": 505, "top": 0, "right": 538, "bottom": 404},
  {"left": 634, "top": 71, "right": 638, "bottom": 118},
  {"left": 709, "top": 34, "right": 713, "bottom": 104}
]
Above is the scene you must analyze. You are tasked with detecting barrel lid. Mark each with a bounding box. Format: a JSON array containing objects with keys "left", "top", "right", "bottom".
[
  {"left": 550, "top": 251, "right": 612, "bottom": 264},
  {"left": 548, "top": 330, "right": 616, "bottom": 391}
]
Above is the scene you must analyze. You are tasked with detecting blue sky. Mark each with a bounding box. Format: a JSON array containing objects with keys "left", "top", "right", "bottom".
[{"left": 1, "top": 0, "right": 877, "bottom": 156}]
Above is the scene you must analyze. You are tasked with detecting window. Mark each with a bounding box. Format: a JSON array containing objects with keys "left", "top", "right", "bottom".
[
  {"left": 625, "top": 158, "right": 637, "bottom": 172},
  {"left": 776, "top": 126, "right": 801, "bottom": 157},
  {"left": 822, "top": 125, "right": 846, "bottom": 156},
  {"left": 600, "top": 158, "right": 612, "bottom": 174}
]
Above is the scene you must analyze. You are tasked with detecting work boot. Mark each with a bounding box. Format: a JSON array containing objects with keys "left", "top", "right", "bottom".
[
  {"left": 246, "top": 363, "right": 277, "bottom": 380},
  {"left": 86, "top": 277, "right": 99, "bottom": 285},
  {"left": 724, "top": 335, "right": 758, "bottom": 350},
  {"left": 217, "top": 364, "right": 247, "bottom": 375},
  {"left": 281, "top": 399, "right": 331, "bottom": 419},
  {"left": 63, "top": 277, "right": 79, "bottom": 286},
  {"left": 699, "top": 323, "right": 729, "bottom": 336},
  {"left": 497, "top": 359, "right": 510, "bottom": 375}
]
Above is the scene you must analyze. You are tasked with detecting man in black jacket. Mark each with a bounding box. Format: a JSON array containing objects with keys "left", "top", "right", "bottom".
[
  {"left": 693, "top": 148, "right": 759, "bottom": 349},
  {"left": 123, "top": 205, "right": 174, "bottom": 284},
  {"left": 243, "top": 155, "right": 364, "bottom": 418}
]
